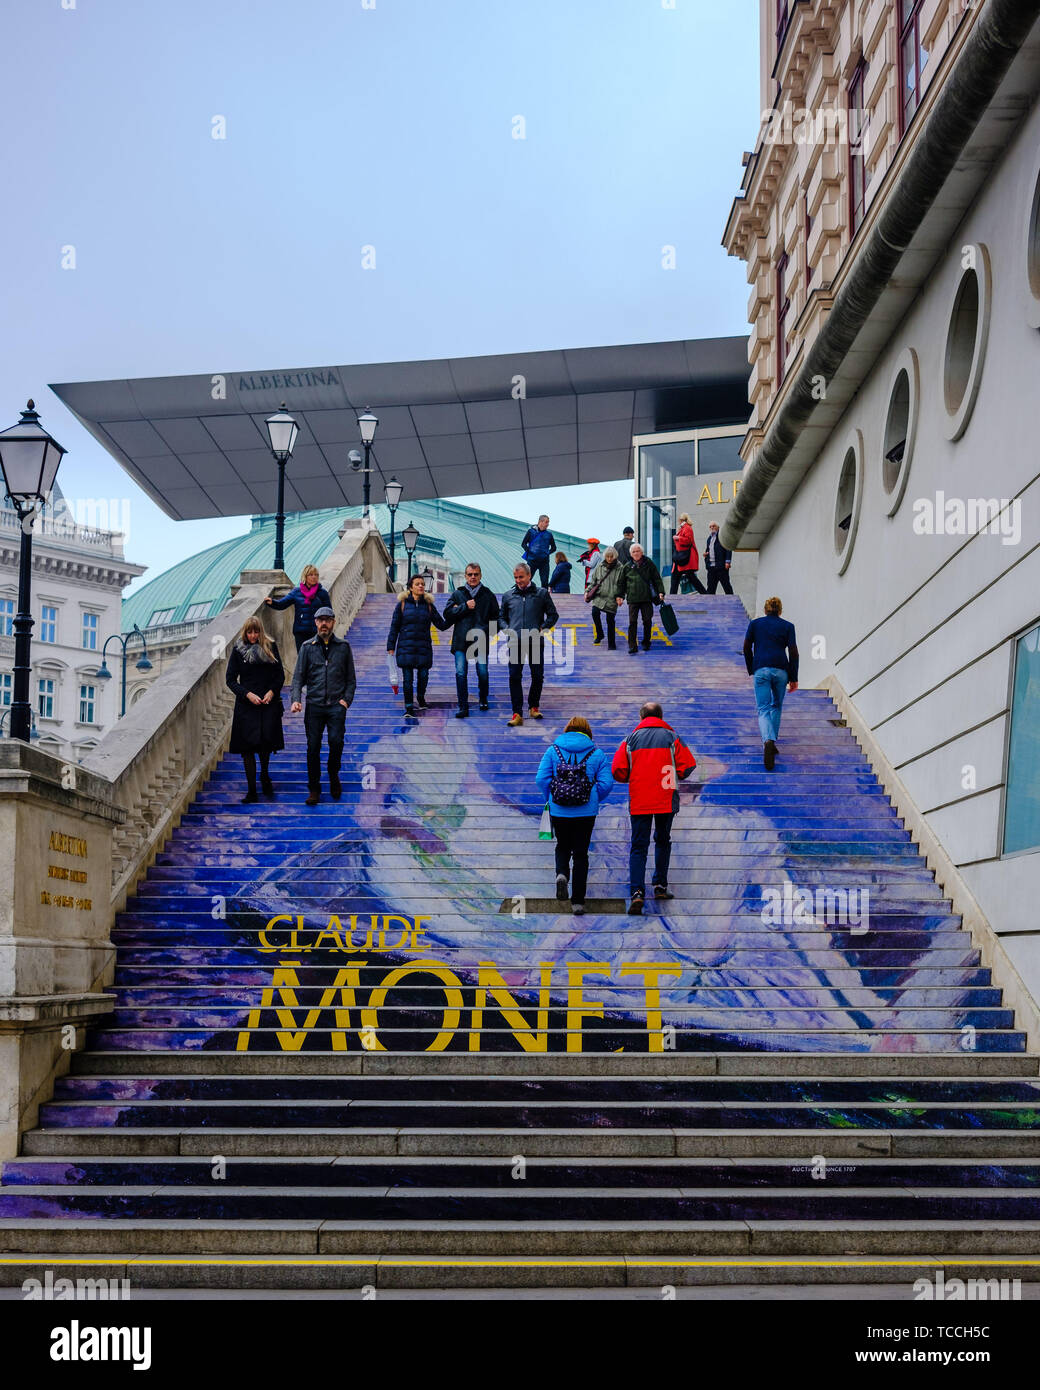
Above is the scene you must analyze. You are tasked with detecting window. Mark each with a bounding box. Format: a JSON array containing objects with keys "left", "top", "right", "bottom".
[
  {"left": 882, "top": 348, "right": 920, "bottom": 515},
  {"left": 899, "top": 0, "right": 929, "bottom": 134},
  {"left": 82, "top": 612, "right": 99, "bottom": 650},
  {"left": 38, "top": 678, "right": 55, "bottom": 720},
  {"left": 0, "top": 598, "right": 14, "bottom": 638},
  {"left": 849, "top": 61, "right": 869, "bottom": 234},
  {"left": 1005, "top": 624, "right": 1040, "bottom": 855},
  {"left": 804, "top": 195, "right": 814, "bottom": 287},
  {"left": 148, "top": 608, "right": 176, "bottom": 627},
  {"left": 78, "top": 684, "right": 97, "bottom": 724},
  {"left": 776, "top": 0, "right": 791, "bottom": 50},
  {"left": 0, "top": 672, "right": 11, "bottom": 707},
  {"left": 942, "top": 244, "right": 992, "bottom": 441},
  {"left": 834, "top": 429, "right": 864, "bottom": 574},
  {"left": 40, "top": 605, "right": 57, "bottom": 644},
  {"left": 184, "top": 602, "right": 212, "bottom": 622},
  {"left": 776, "top": 252, "right": 790, "bottom": 383}
]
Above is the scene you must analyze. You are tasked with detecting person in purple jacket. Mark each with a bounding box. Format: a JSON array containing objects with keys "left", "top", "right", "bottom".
[{"left": 743, "top": 595, "right": 799, "bottom": 771}]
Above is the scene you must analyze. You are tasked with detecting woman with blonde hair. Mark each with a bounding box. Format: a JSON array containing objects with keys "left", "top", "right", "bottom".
[
  {"left": 534, "top": 715, "right": 615, "bottom": 915},
  {"left": 264, "top": 563, "right": 333, "bottom": 653},
  {"left": 387, "top": 573, "right": 450, "bottom": 715},
  {"left": 225, "top": 616, "right": 285, "bottom": 802},
  {"left": 670, "top": 512, "right": 705, "bottom": 594}
]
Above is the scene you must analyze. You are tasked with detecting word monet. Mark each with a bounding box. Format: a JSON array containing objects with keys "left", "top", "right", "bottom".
[
  {"left": 50, "top": 1320, "right": 151, "bottom": 1371},
  {"left": 911, "top": 492, "right": 1022, "bottom": 545},
  {"left": 760, "top": 882, "right": 870, "bottom": 932}
]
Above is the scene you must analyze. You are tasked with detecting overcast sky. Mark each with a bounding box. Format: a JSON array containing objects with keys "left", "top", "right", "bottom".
[{"left": 2, "top": 0, "right": 759, "bottom": 594}]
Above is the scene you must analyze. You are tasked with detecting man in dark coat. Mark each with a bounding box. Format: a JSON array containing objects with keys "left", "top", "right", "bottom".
[
  {"left": 443, "top": 562, "right": 500, "bottom": 718},
  {"left": 704, "top": 523, "right": 733, "bottom": 594},
  {"left": 499, "top": 563, "right": 559, "bottom": 726},
  {"left": 613, "top": 526, "right": 636, "bottom": 565},
  {"left": 617, "top": 543, "right": 665, "bottom": 654},
  {"left": 290, "top": 607, "right": 357, "bottom": 805}
]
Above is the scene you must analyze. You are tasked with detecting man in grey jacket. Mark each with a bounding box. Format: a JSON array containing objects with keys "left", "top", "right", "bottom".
[
  {"left": 500, "top": 563, "right": 559, "bottom": 726},
  {"left": 290, "top": 606, "right": 357, "bottom": 805}
]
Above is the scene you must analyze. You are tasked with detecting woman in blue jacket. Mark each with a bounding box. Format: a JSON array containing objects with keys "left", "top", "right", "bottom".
[
  {"left": 548, "top": 552, "right": 572, "bottom": 593},
  {"left": 387, "top": 573, "right": 450, "bottom": 714},
  {"left": 264, "top": 564, "right": 333, "bottom": 653},
  {"left": 535, "top": 715, "right": 615, "bottom": 914}
]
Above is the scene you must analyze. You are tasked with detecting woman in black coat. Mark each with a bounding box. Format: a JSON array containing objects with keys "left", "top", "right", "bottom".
[
  {"left": 264, "top": 563, "right": 332, "bottom": 653},
  {"left": 225, "top": 616, "right": 286, "bottom": 802},
  {"left": 387, "top": 574, "right": 449, "bottom": 715}
]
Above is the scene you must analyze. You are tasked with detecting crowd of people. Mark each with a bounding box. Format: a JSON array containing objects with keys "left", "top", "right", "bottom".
[{"left": 224, "top": 522, "right": 798, "bottom": 911}]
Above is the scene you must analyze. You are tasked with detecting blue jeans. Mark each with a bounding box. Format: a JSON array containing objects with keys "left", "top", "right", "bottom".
[
  {"left": 454, "top": 648, "right": 489, "bottom": 710},
  {"left": 753, "top": 666, "right": 788, "bottom": 744},
  {"left": 629, "top": 812, "right": 675, "bottom": 895}
]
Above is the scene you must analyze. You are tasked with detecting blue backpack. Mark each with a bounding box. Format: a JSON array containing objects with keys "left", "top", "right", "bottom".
[{"left": 549, "top": 745, "right": 594, "bottom": 807}]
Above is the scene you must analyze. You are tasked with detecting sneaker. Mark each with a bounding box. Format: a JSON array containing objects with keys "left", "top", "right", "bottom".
[
  {"left": 478, "top": 701, "right": 490, "bottom": 711},
  {"left": 764, "top": 740, "right": 776, "bottom": 771},
  {"left": 305, "top": 792, "right": 320, "bottom": 807},
  {"left": 652, "top": 885, "right": 674, "bottom": 900},
  {"left": 404, "top": 705, "right": 416, "bottom": 715},
  {"left": 507, "top": 713, "right": 523, "bottom": 727},
  {"left": 528, "top": 707, "right": 543, "bottom": 719},
  {"left": 242, "top": 789, "right": 259, "bottom": 804},
  {"left": 572, "top": 903, "right": 586, "bottom": 916},
  {"left": 455, "top": 709, "right": 469, "bottom": 719},
  {"left": 329, "top": 776, "right": 342, "bottom": 801},
  {"left": 593, "top": 635, "right": 603, "bottom": 646},
  {"left": 417, "top": 699, "right": 429, "bottom": 709},
  {"left": 556, "top": 873, "right": 569, "bottom": 901},
  {"left": 627, "top": 891, "right": 644, "bottom": 916}
]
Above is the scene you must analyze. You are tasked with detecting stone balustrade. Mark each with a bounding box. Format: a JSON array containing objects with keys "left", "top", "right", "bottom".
[{"left": 0, "top": 519, "right": 390, "bottom": 1154}]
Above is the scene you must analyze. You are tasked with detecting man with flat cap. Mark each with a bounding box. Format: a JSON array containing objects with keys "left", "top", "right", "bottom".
[{"left": 290, "top": 606, "right": 356, "bottom": 806}]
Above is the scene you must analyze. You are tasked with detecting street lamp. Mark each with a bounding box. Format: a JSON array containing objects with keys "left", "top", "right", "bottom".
[
  {"left": 356, "top": 409, "right": 378, "bottom": 519},
  {"left": 384, "top": 476, "right": 403, "bottom": 585},
  {"left": 0, "top": 707, "right": 39, "bottom": 740},
  {"left": 401, "top": 521, "right": 420, "bottom": 583},
  {"left": 265, "top": 404, "right": 298, "bottom": 573},
  {"left": 0, "top": 401, "right": 66, "bottom": 743},
  {"left": 97, "top": 624, "right": 153, "bottom": 718}
]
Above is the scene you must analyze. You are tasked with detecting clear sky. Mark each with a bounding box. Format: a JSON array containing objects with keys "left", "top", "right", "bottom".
[{"left": 2, "top": 0, "right": 759, "bottom": 594}]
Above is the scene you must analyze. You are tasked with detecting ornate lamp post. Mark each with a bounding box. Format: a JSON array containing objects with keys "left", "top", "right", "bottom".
[
  {"left": 384, "top": 476, "right": 403, "bottom": 585},
  {"left": 97, "top": 624, "right": 153, "bottom": 718},
  {"left": 0, "top": 401, "right": 66, "bottom": 743},
  {"left": 401, "top": 521, "right": 420, "bottom": 584},
  {"left": 357, "top": 410, "right": 378, "bottom": 519},
  {"left": 264, "top": 404, "right": 298, "bottom": 573}
]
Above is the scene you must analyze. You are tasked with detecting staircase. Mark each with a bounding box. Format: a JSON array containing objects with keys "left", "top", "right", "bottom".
[{"left": 2, "top": 592, "right": 1039, "bottom": 1293}]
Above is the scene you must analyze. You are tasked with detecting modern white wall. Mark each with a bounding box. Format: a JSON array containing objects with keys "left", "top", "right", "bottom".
[{"left": 754, "top": 89, "right": 1040, "bottom": 995}]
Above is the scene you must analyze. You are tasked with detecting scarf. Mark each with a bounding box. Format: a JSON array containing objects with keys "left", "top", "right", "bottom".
[
  {"left": 300, "top": 582, "right": 319, "bottom": 601},
  {"left": 465, "top": 582, "right": 482, "bottom": 598},
  {"left": 236, "top": 638, "right": 278, "bottom": 664}
]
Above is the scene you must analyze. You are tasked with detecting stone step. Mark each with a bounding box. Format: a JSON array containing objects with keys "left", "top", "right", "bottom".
[
  {"left": 9, "top": 1153, "right": 1040, "bottom": 1188},
  {"left": 21, "top": 1126, "right": 1040, "bottom": 1159}
]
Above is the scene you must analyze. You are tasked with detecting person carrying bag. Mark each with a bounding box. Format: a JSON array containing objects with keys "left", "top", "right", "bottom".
[{"left": 535, "top": 716, "right": 615, "bottom": 915}]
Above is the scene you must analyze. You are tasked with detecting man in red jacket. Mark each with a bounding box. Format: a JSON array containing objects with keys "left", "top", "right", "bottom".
[{"left": 612, "top": 701, "right": 696, "bottom": 915}]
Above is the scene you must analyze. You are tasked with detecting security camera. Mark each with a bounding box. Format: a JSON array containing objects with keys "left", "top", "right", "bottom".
[{"left": 348, "top": 450, "right": 363, "bottom": 472}]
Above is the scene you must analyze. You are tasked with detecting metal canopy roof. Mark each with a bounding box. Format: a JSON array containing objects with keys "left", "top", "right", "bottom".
[{"left": 50, "top": 337, "right": 749, "bottom": 522}]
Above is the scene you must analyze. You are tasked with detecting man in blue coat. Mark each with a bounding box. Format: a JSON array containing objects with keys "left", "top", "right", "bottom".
[{"left": 520, "top": 514, "right": 556, "bottom": 588}]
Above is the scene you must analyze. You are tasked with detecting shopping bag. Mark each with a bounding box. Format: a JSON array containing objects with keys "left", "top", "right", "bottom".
[
  {"left": 387, "top": 650, "right": 399, "bottom": 695},
  {"left": 538, "top": 803, "right": 554, "bottom": 840},
  {"left": 658, "top": 601, "right": 679, "bottom": 636}
]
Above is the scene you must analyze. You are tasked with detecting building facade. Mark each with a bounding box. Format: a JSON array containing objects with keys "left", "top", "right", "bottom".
[
  {"left": 721, "top": 0, "right": 1040, "bottom": 994},
  {"left": 0, "top": 492, "right": 145, "bottom": 760}
]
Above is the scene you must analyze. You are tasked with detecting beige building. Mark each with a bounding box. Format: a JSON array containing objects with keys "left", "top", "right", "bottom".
[{"left": 725, "top": 0, "right": 971, "bottom": 437}]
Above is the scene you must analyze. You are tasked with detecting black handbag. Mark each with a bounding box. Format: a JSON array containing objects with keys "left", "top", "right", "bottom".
[{"left": 673, "top": 547, "right": 692, "bottom": 566}]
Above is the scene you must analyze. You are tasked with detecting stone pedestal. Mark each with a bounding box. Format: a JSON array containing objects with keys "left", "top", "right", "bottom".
[{"left": 0, "top": 743, "right": 122, "bottom": 1157}]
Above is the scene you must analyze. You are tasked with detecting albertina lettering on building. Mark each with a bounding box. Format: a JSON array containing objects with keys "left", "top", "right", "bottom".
[{"left": 236, "top": 370, "right": 340, "bottom": 392}]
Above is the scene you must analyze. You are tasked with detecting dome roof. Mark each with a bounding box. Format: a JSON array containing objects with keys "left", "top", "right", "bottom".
[{"left": 121, "top": 499, "right": 594, "bottom": 630}]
